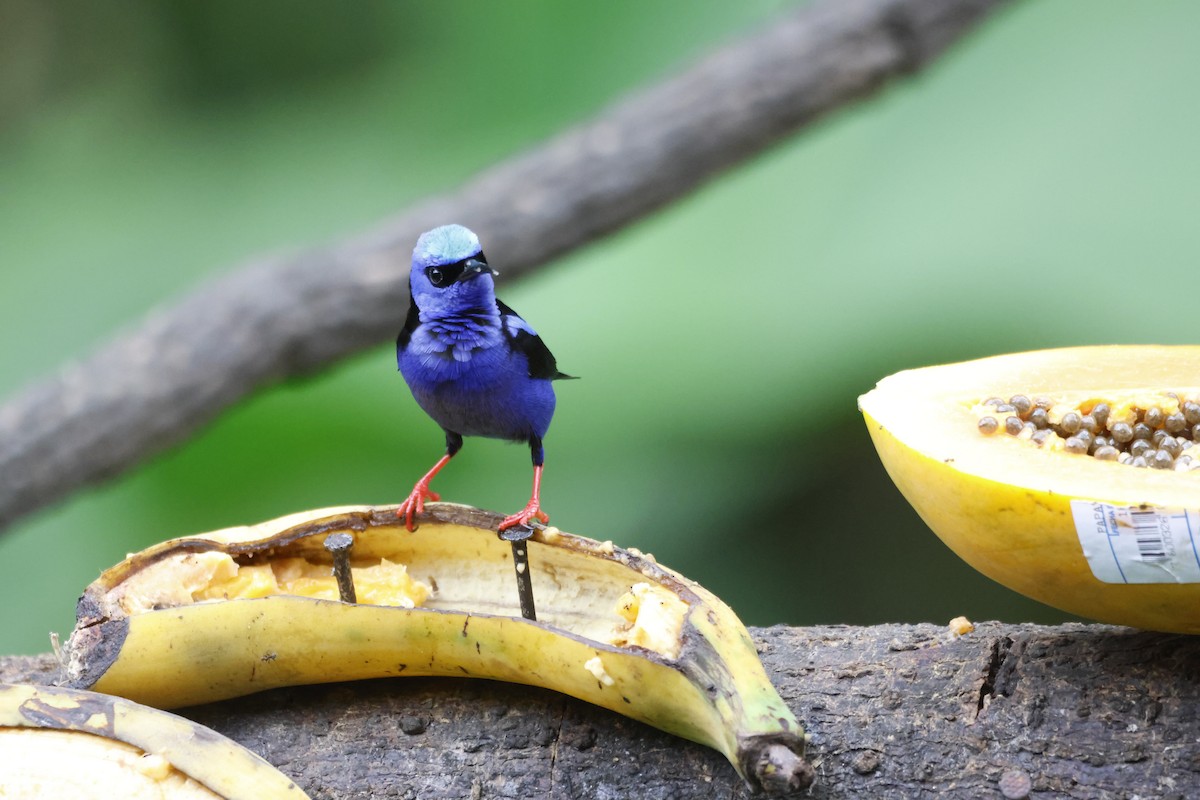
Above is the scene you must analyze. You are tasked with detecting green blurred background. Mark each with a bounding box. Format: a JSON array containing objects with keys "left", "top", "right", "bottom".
[{"left": 2, "top": 1, "right": 1198, "bottom": 655}]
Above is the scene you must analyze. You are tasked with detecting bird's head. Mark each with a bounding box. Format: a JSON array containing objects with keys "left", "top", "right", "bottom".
[{"left": 409, "top": 224, "right": 499, "bottom": 315}]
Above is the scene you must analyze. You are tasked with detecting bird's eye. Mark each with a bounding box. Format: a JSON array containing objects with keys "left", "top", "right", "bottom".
[{"left": 426, "top": 261, "right": 471, "bottom": 287}]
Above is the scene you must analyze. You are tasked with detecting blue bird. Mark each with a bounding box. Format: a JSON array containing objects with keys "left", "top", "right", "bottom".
[{"left": 396, "top": 224, "right": 573, "bottom": 532}]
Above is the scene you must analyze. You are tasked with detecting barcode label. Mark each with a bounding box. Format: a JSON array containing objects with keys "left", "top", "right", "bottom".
[
  {"left": 1130, "top": 508, "right": 1170, "bottom": 562},
  {"left": 1071, "top": 502, "right": 1200, "bottom": 584}
]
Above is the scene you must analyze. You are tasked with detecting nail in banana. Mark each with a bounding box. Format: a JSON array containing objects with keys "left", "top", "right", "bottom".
[{"left": 62, "top": 503, "right": 813, "bottom": 793}]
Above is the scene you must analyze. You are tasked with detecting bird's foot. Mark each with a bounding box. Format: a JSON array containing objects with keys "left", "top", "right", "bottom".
[
  {"left": 397, "top": 482, "right": 440, "bottom": 532},
  {"left": 498, "top": 502, "right": 549, "bottom": 532}
]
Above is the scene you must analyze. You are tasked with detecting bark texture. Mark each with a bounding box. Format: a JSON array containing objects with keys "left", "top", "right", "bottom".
[
  {"left": 5, "top": 622, "right": 1198, "bottom": 798},
  {"left": 0, "top": 0, "right": 1013, "bottom": 534}
]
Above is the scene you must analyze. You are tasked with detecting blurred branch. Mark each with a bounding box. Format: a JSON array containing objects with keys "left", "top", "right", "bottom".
[
  {"left": 2, "top": 622, "right": 1192, "bottom": 797},
  {"left": 0, "top": 0, "right": 1010, "bottom": 533}
]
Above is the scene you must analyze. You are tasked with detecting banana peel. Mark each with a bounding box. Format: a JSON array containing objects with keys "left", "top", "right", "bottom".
[
  {"left": 0, "top": 682, "right": 307, "bottom": 799},
  {"left": 62, "top": 503, "right": 812, "bottom": 793}
]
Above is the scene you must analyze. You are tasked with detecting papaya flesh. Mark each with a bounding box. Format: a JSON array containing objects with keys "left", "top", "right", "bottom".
[{"left": 858, "top": 345, "right": 1200, "bottom": 633}]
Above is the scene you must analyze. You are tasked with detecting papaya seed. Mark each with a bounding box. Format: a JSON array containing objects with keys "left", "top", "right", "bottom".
[
  {"left": 1064, "top": 437, "right": 1088, "bottom": 454},
  {"left": 1184, "top": 401, "right": 1200, "bottom": 426},
  {"left": 1059, "top": 412, "right": 1082, "bottom": 435},
  {"left": 975, "top": 391, "right": 1200, "bottom": 471},
  {"left": 1111, "top": 423, "right": 1134, "bottom": 444},
  {"left": 1009, "top": 395, "right": 1033, "bottom": 418}
]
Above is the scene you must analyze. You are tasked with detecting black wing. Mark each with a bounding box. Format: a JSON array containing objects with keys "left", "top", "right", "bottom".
[
  {"left": 396, "top": 292, "right": 421, "bottom": 353},
  {"left": 496, "top": 299, "right": 576, "bottom": 381}
]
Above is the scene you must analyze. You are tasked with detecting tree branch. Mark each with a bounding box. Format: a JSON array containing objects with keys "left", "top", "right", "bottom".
[
  {"left": 5, "top": 622, "right": 1194, "bottom": 798},
  {"left": 0, "top": 0, "right": 1011, "bottom": 533}
]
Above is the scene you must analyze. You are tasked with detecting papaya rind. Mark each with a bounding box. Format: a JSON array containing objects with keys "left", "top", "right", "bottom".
[{"left": 859, "top": 345, "right": 1200, "bottom": 633}]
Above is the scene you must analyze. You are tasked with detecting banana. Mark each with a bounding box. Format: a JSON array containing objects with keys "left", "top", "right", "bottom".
[
  {"left": 62, "top": 503, "right": 812, "bottom": 793},
  {"left": 0, "top": 682, "right": 308, "bottom": 799}
]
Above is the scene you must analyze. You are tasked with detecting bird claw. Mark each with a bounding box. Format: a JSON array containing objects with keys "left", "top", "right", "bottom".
[
  {"left": 397, "top": 483, "right": 440, "bottom": 532},
  {"left": 498, "top": 503, "right": 549, "bottom": 532}
]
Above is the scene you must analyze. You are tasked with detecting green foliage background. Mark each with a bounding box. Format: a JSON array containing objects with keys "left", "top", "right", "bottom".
[{"left": 2, "top": 1, "right": 1198, "bottom": 654}]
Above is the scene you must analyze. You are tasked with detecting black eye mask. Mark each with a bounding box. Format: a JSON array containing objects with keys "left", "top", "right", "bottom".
[{"left": 426, "top": 253, "right": 489, "bottom": 288}]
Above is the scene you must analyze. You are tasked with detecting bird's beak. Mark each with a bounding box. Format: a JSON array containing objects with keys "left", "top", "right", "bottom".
[{"left": 460, "top": 258, "right": 499, "bottom": 280}]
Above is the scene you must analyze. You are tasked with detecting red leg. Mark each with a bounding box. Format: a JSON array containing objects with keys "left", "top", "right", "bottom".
[
  {"left": 499, "top": 464, "right": 550, "bottom": 531},
  {"left": 397, "top": 454, "right": 453, "bottom": 532}
]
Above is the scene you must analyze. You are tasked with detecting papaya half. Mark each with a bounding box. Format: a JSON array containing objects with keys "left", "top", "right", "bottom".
[{"left": 858, "top": 345, "right": 1200, "bottom": 633}]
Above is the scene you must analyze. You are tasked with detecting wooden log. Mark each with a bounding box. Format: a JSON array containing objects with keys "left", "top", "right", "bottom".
[{"left": 5, "top": 621, "right": 1197, "bottom": 798}]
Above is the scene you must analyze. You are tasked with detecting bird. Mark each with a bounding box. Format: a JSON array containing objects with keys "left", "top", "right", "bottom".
[{"left": 395, "top": 224, "right": 573, "bottom": 533}]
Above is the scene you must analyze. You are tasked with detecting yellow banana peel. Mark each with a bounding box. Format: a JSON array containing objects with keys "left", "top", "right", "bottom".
[
  {"left": 62, "top": 503, "right": 812, "bottom": 793},
  {"left": 0, "top": 682, "right": 307, "bottom": 799}
]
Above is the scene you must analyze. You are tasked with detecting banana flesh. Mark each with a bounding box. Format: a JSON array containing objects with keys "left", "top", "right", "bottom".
[
  {"left": 0, "top": 682, "right": 308, "bottom": 799},
  {"left": 62, "top": 503, "right": 812, "bottom": 793}
]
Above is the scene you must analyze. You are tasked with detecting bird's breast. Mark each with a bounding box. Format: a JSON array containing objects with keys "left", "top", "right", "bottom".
[
  {"left": 398, "top": 326, "right": 556, "bottom": 440},
  {"left": 399, "top": 323, "right": 514, "bottom": 387}
]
